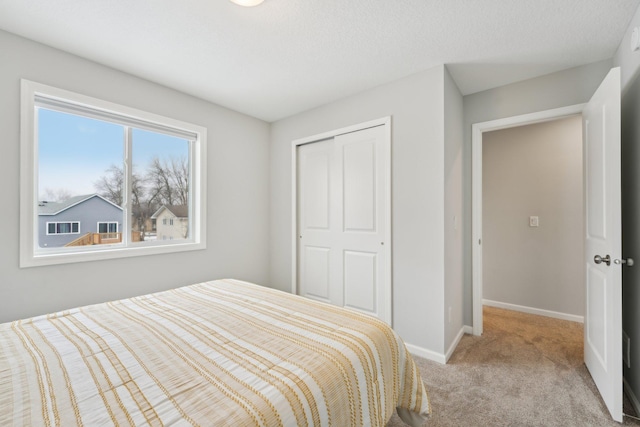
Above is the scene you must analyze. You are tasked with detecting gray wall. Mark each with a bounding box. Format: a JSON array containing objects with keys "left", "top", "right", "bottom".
[
  {"left": 614, "top": 4, "right": 640, "bottom": 94},
  {"left": 482, "top": 117, "right": 584, "bottom": 317},
  {"left": 462, "top": 59, "right": 613, "bottom": 326},
  {"left": 444, "top": 67, "right": 465, "bottom": 350},
  {"left": 621, "top": 68, "right": 640, "bottom": 407},
  {"left": 0, "top": 30, "right": 270, "bottom": 323},
  {"left": 614, "top": 3, "right": 640, "bottom": 409},
  {"left": 269, "top": 65, "right": 458, "bottom": 357}
]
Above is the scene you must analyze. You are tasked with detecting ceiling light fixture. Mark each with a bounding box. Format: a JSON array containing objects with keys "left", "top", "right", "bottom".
[{"left": 229, "top": 0, "right": 264, "bottom": 6}]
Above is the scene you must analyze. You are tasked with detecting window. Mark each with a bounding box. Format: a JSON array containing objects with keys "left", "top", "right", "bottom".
[
  {"left": 169, "top": 219, "right": 174, "bottom": 225},
  {"left": 97, "top": 222, "right": 118, "bottom": 233},
  {"left": 46, "top": 221, "right": 80, "bottom": 235},
  {"left": 21, "top": 80, "right": 207, "bottom": 267}
]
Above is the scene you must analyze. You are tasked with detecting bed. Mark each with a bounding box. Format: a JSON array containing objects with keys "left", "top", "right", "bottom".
[{"left": 0, "top": 279, "right": 430, "bottom": 426}]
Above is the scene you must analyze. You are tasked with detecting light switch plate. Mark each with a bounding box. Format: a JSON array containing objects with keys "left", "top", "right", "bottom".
[{"left": 529, "top": 216, "right": 539, "bottom": 227}]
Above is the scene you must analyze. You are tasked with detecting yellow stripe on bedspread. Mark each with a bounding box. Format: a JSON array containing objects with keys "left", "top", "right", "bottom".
[{"left": 0, "top": 279, "right": 430, "bottom": 426}]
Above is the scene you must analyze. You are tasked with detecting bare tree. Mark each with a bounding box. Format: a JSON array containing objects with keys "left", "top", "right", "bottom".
[
  {"left": 40, "top": 187, "right": 72, "bottom": 202},
  {"left": 94, "top": 164, "right": 146, "bottom": 207},
  {"left": 146, "top": 156, "right": 189, "bottom": 207},
  {"left": 170, "top": 156, "right": 189, "bottom": 206},
  {"left": 94, "top": 164, "right": 124, "bottom": 206}
]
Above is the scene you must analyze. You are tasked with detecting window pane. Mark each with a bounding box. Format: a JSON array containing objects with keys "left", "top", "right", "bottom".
[
  {"left": 38, "top": 108, "right": 124, "bottom": 248},
  {"left": 47, "top": 223, "right": 55, "bottom": 234},
  {"left": 132, "top": 128, "right": 190, "bottom": 243}
]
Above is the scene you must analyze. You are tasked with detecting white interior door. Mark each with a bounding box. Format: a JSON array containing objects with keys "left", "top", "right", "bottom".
[
  {"left": 583, "top": 67, "right": 622, "bottom": 422},
  {"left": 297, "top": 124, "right": 390, "bottom": 323}
]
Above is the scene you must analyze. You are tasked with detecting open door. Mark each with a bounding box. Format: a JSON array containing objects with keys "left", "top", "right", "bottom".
[{"left": 583, "top": 67, "right": 622, "bottom": 422}]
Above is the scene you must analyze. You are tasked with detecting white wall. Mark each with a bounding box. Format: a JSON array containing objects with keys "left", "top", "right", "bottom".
[
  {"left": 462, "top": 59, "right": 613, "bottom": 326},
  {"left": 613, "top": 4, "right": 640, "bottom": 410},
  {"left": 0, "top": 30, "right": 271, "bottom": 323},
  {"left": 444, "top": 68, "right": 465, "bottom": 352},
  {"left": 269, "top": 66, "right": 455, "bottom": 358},
  {"left": 482, "top": 117, "right": 584, "bottom": 317}
]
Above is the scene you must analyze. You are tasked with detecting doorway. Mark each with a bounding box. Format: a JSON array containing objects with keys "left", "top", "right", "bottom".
[
  {"left": 471, "top": 104, "right": 586, "bottom": 335},
  {"left": 481, "top": 115, "right": 584, "bottom": 326},
  {"left": 471, "top": 67, "right": 624, "bottom": 421}
]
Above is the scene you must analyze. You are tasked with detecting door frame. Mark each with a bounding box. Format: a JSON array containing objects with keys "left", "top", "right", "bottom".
[
  {"left": 471, "top": 104, "right": 585, "bottom": 336},
  {"left": 291, "top": 116, "right": 392, "bottom": 324}
]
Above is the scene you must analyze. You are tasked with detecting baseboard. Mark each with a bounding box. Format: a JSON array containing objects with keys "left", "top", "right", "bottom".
[
  {"left": 445, "top": 326, "right": 467, "bottom": 362},
  {"left": 405, "top": 342, "right": 446, "bottom": 365},
  {"left": 624, "top": 377, "right": 640, "bottom": 417},
  {"left": 483, "top": 299, "right": 584, "bottom": 323},
  {"left": 406, "top": 325, "right": 473, "bottom": 365}
]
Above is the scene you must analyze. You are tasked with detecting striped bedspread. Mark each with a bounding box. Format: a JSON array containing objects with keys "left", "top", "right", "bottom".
[{"left": 0, "top": 279, "right": 430, "bottom": 426}]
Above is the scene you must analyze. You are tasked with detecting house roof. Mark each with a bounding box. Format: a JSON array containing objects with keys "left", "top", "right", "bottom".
[
  {"left": 38, "top": 194, "right": 123, "bottom": 216},
  {"left": 151, "top": 205, "right": 188, "bottom": 219}
]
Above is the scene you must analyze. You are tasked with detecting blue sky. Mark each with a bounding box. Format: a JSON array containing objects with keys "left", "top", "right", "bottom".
[{"left": 38, "top": 108, "right": 188, "bottom": 200}]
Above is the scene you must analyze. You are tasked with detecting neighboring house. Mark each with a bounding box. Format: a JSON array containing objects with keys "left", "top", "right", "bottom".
[
  {"left": 151, "top": 205, "right": 188, "bottom": 241},
  {"left": 38, "top": 194, "right": 123, "bottom": 248}
]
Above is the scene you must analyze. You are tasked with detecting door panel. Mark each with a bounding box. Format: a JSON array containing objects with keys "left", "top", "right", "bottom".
[
  {"left": 583, "top": 67, "right": 622, "bottom": 422},
  {"left": 585, "top": 110, "right": 606, "bottom": 239},
  {"left": 586, "top": 264, "right": 607, "bottom": 364},
  {"left": 344, "top": 251, "right": 377, "bottom": 314},
  {"left": 343, "top": 139, "right": 376, "bottom": 232},
  {"left": 303, "top": 246, "right": 331, "bottom": 302},
  {"left": 301, "top": 148, "right": 330, "bottom": 230}
]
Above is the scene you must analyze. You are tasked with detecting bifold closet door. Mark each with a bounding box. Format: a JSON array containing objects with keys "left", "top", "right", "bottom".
[{"left": 297, "top": 125, "right": 387, "bottom": 321}]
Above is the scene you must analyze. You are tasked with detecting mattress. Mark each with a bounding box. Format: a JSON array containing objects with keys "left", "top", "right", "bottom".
[{"left": 0, "top": 279, "right": 430, "bottom": 426}]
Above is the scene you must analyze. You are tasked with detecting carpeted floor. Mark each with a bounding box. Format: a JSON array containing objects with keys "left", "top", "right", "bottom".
[{"left": 387, "top": 306, "right": 640, "bottom": 426}]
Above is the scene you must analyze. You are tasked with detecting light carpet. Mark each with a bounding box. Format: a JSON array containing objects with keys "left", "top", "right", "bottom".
[{"left": 387, "top": 306, "right": 640, "bottom": 426}]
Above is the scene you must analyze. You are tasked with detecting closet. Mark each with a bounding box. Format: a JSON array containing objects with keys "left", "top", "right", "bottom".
[{"left": 295, "top": 121, "right": 391, "bottom": 324}]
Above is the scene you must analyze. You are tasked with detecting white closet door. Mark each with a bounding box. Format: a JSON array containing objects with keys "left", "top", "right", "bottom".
[
  {"left": 297, "top": 138, "right": 340, "bottom": 305},
  {"left": 297, "top": 125, "right": 388, "bottom": 322}
]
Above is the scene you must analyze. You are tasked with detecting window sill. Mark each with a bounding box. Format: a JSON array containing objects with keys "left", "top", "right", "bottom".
[{"left": 22, "top": 240, "right": 206, "bottom": 268}]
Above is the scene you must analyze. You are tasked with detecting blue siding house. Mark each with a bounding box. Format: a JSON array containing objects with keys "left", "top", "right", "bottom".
[{"left": 38, "top": 194, "right": 123, "bottom": 248}]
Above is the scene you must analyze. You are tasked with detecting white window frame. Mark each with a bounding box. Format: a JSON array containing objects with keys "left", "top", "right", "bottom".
[
  {"left": 20, "top": 80, "right": 207, "bottom": 267},
  {"left": 46, "top": 221, "right": 81, "bottom": 235},
  {"left": 97, "top": 222, "right": 119, "bottom": 233}
]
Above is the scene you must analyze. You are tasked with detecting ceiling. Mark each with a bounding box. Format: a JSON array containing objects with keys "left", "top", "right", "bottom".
[{"left": 0, "top": 0, "right": 638, "bottom": 122}]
